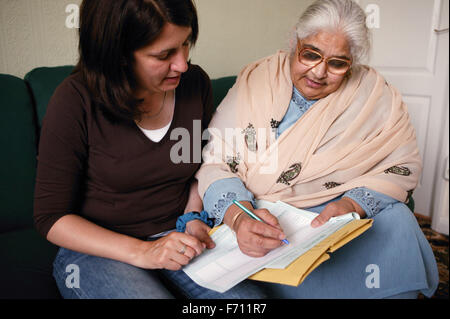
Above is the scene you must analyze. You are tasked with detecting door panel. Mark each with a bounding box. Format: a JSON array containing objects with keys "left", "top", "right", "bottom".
[{"left": 358, "top": 0, "right": 449, "bottom": 217}]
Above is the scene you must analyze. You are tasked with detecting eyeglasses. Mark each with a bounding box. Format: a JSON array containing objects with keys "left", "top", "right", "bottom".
[{"left": 297, "top": 43, "right": 352, "bottom": 75}]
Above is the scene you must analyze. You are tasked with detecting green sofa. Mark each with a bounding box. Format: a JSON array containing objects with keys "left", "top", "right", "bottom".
[{"left": 0, "top": 66, "right": 237, "bottom": 299}]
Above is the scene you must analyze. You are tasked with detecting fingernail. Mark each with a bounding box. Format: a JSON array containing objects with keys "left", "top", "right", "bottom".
[
  {"left": 311, "top": 219, "right": 319, "bottom": 227},
  {"left": 279, "top": 233, "right": 286, "bottom": 240}
]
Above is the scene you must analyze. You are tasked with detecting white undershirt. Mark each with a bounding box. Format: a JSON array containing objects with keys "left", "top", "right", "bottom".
[
  {"left": 138, "top": 121, "right": 172, "bottom": 143},
  {"left": 137, "top": 94, "right": 175, "bottom": 143}
]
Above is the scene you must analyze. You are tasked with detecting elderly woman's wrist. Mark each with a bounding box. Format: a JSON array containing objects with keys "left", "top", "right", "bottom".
[
  {"left": 224, "top": 201, "right": 253, "bottom": 229},
  {"left": 230, "top": 210, "right": 245, "bottom": 232},
  {"left": 341, "top": 197, "right": 366, "bottom": 218}
]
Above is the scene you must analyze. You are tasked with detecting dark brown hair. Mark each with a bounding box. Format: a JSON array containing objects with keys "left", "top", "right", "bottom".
[{"left": 74, "top": 0, "right": 199, "bottom": 123}]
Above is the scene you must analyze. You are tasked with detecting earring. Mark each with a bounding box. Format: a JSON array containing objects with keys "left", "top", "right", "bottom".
[{"left": 346, "top": 68, "right": 353, "bottom": 78}]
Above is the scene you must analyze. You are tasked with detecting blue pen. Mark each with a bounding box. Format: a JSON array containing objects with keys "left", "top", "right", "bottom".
[{"left": 232, "top": 200, "right": 290, "bottom": 245}]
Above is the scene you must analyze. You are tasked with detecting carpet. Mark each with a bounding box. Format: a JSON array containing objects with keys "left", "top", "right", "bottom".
[{"left": 415, "top": 214, "right": 449, "bottom": 299}]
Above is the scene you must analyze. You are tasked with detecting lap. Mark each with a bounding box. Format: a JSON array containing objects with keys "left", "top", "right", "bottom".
[
  {"left": 159, "top": 269, "right": 269, "bottom": 299},
  {"left": 52, "top": 203, "right": 437, "bottom": 299},
  {"left": 258, "top": 202, "right": 438, "bottom": 299},
  {"left": 53, "top": 247, "right": 269, "bottom": 299},
  {"left": 53, "top": 248, "right": 175, "bottom": 299}
]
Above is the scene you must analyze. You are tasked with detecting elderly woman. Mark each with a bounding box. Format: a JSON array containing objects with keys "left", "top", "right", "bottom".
[{"left": 195, "top": 0, "right": 439, "bottom": 298}]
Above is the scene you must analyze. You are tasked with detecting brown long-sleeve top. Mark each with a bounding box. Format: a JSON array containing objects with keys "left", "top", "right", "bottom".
[{"left": 33, "top": 64, "right": 213, "bottom": 239}]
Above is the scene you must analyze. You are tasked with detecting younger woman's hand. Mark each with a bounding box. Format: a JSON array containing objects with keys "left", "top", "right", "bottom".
[
  {"left": 133, "top": 232, "right": 205, "bottom": 271},
  {"left": 185, "top": 219, "right": 216, "bottom": 249}
]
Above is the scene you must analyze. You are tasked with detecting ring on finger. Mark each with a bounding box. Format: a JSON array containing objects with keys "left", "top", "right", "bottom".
[{"left": 179, "top": 244, "right": 186, "bottom": 255}]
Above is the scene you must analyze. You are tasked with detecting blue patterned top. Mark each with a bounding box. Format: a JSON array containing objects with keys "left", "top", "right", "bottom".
[{"left": 203, "top": 86, "right": 398, "bottom": 226}]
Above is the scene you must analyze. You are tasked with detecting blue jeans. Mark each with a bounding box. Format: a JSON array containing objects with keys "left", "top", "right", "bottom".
[
  {"left": 52, "top": 247, "right": 270, "bottom": 299},
  {"left": 53, "top": 202, "right": 438, "bottom": 299}
]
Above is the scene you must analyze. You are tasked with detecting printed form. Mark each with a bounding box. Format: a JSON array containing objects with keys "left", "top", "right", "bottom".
[{"left": 182, "top": 200, "right": 359, "bottom": 293}]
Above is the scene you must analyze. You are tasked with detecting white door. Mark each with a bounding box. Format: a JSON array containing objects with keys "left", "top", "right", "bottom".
[{"left": 357, "top": 0, "right": 449, "bottom": 227}]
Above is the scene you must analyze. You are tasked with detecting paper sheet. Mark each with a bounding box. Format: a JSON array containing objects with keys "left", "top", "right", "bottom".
[
  {"left": 261, "top": 200, "right": 359, "bottom": 269},
  {"left": 249, "top": 218, "right": 373, "bottom": 286},
  {"left": 182, "top": 200, "right": 361, "bottom": 293}
]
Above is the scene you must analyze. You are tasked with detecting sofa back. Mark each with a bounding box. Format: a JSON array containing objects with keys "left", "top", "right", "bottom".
[
  {"left": 0, "top": 66, "right": 236, "bottom": 234},
  {"left": 24, "top": 66, "right": 75, "bottom": 129},
  {"left": 0, "top": 74, "right": 38, "bottom": 232}
]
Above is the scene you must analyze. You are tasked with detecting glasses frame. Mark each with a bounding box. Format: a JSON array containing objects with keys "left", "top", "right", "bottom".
[{"left": 297, "top": 43, "right": 352, "bottom": 76}]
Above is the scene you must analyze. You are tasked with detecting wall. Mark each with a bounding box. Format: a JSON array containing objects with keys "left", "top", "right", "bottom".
[
  {"left": 191, "top": 0, "right": 313, "bottom": 78},
  {"left": 0, "top": 0, "right": 313, "bottom": 79},
  {"left": 0, "top": 0, "right": 81, "bottom": 78}
]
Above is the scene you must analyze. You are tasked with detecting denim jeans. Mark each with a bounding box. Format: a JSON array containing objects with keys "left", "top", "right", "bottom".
[
  {"left": 52, "top": 246, "right": 270, "bottom": 299},
  {"left": 52, "top": 202, "right": 438, "bottom": 299}
]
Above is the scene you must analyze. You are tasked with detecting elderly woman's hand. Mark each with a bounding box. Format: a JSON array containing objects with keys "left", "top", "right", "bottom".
[
  {"left": 311, "top": 197, "right": 366, "bottom": 228},
  {"left": 225, "top": 202, "right": 286, "bottom": 257}
]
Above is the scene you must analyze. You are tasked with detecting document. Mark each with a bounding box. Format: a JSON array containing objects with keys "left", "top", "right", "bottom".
[{"left": 182, "top": 200, "right": 368, "bottom": 293}]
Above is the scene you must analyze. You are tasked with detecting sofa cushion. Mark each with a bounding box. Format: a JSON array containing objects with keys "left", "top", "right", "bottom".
[
  {"left": 0, "top": 74, "right": 37, "bottom": 233},
  {"left": 24, "top": 66, "right": 74, "bottom": 129},
  {"left": 0, "top": 228, "right": 61, "bottom": 299}
]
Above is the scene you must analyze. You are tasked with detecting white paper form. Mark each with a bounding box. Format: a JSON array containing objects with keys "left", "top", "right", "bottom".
[
  {"left": 181, "top": 222, "right": 294, "bottom": 293},
  {"left": 182, "top": 200, "right": 359, "bottom": 293},
  {"left": 261, "top": 201, "right": 359, "bottom": 269}
]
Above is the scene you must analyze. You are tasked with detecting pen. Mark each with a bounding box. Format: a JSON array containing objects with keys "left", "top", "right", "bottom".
[{"left": 232, "top": 200, "right": 290, "bottom": 245}]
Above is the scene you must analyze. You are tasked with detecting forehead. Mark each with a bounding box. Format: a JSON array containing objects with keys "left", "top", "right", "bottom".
[
  {"left": 136, "top": 23, "right": 192, "bottom": 54},
  {"left": 299, "top": 31, "right": 351, "bottom": 58}
]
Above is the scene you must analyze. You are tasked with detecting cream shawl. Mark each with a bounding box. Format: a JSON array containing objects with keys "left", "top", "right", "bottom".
[{"left": 196, "top": 50, "right": 422, "bottom": 208}]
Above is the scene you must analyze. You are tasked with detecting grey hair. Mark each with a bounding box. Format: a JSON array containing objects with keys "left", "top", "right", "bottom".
[{"left": 291, "top": 0, "right": 372, "bottom": 65}]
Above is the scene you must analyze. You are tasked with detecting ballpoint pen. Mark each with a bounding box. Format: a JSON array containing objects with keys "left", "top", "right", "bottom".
[{"left": 232, "top": 200, "right": 290, "bottom": 244}]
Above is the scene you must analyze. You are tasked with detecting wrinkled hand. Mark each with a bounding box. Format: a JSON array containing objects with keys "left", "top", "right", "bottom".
[
  {"left": 134, "top": 232, "right": 205, "bottom": 271},
  {"left": 311, "top": 197, "right": 366, "bottom": 228},
  {"left": 185, "top": 219, "right": 216, "bottom": 249},
  {"left": 234, "top": 209, "right": 286, "bottom": 258}
]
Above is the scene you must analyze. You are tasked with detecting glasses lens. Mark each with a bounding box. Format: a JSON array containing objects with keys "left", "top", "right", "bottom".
[
  {"left": 299, "top": 47, "right": 351, "bottom": 75},
  {"left": 327, "top": 59, "right": 350, "bottom": 75},
  {"left": 299, "top": 49, "right": 322, "bottom": 65}
]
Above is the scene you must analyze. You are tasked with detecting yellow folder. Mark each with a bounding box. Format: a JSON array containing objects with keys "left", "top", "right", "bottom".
[{"left": 248, "top": 219, "right": 373, "bottom": 286}]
